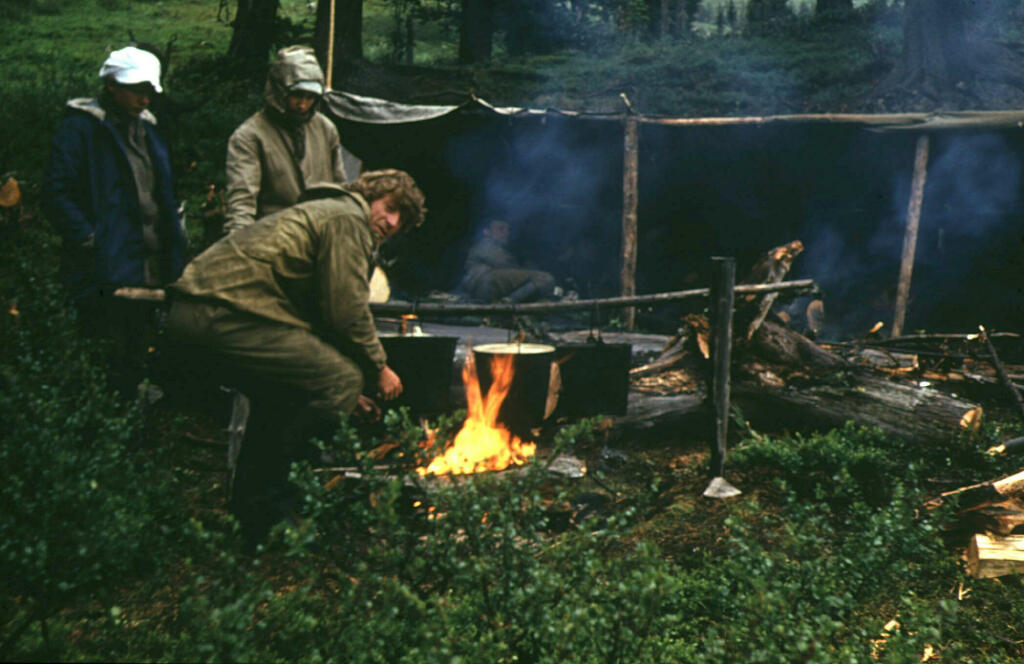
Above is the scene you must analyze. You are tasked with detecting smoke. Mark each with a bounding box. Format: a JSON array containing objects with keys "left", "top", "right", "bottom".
[
  {"left": 796, "top": 131, "right": 1023, "bottom": 337},
  {"left": 444, "top": 117, "right": 622, "bottom": 294}
]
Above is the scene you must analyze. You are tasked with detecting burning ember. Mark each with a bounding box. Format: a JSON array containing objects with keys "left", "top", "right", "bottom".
[{"left": 417, "top": 352, "right": 536, "bottom": 476}]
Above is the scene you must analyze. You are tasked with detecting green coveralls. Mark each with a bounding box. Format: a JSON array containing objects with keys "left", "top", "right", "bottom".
[
  {"left": 167, "top": 191, "right": 386, "bottom": 415},
  {"left": 167, "top": 191, "right": 388, "bottom": 543}
]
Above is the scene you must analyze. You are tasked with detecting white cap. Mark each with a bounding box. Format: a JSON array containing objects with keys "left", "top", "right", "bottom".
[
  {"left": 290, "top": 80, "right": 324, "bottom": 96},
  {"left": 98, "top": 47, "right": 163, "bottom": 93}
]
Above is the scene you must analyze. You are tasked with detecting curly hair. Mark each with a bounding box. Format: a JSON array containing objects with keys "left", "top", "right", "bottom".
[{"left": 344, "top": 169, "right": 427, "bottom": 231}]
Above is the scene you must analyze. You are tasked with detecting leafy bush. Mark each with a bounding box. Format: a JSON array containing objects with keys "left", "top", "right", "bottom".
[{"left": 0, "top": 227, "right": 186, "bottom": 658}]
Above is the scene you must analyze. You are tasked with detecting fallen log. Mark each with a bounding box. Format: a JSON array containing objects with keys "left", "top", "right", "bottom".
[
  {"left": 732, "top": 367, "right": 982, "bottom": 447},
  {"left": 605, "top": 391, "right": 709, "bottom": 445}
]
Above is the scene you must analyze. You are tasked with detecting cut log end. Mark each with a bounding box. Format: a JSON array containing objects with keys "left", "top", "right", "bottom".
[
  {"left": 967, "top": 533, "right": 1024, "bottom": 579},
  {"left": 960, "top": 407, "right": 983, "bottom": 432}
]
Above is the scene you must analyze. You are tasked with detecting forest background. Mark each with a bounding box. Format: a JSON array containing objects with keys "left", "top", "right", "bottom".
[{"left": 3, "top": 1, "right": 1024, "bottom": 662}]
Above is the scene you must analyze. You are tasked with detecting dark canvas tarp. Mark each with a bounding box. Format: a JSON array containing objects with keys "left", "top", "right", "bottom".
[{"left": 324, "top": 90, "right": 1024, "bottom": 335}]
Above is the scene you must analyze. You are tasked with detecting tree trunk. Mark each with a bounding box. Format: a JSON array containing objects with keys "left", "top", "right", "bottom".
[
  {"left": 879, "top": 0, "right": 1024, "bottom": 100},
  {"left": 459, "top": 0, "right": 493, "bottom": 64},
  {"left": 228, "top": 0, "right": 281, "bottom": 64},
  {"left": 815, "top": 0, "right": 852, "bottom": 15},
  {"left": 314, "top": 0, "right": 363, "bottom": 81},
  {"left": 684, "top": 0, "right": 700, "bottom": 33}
]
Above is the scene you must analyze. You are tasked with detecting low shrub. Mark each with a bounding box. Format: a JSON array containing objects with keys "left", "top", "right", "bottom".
[{"left": 0, "top": 227, "right": 185, "bottom": 658}]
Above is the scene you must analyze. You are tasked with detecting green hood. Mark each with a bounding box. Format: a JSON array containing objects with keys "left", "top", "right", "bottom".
[{"left": 263, "top": 45, "right": 326, "bottom": 114}]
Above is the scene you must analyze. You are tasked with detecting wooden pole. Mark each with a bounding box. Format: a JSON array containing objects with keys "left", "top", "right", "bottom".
[
  {"left": 110, "top": 280, "right": 818, "bottom": 312},
  {"left": 367, "top": 279, "right": 817, "bottom": 316},
  {"left": 325, "top": 0, "right": 336, "bottom": 89},
  {"left": 708, "top": 257, "right": 735, "bottom": 479},
  {"left": 620, "top": 111, "right": 639, "bottom": 330},
  {"left": 891, "top": 134, "right": 930, "bottom": 338}
]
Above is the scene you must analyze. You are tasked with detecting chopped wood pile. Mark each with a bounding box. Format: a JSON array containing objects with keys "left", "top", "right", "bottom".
[
  {"left": 928, "top": 468, "right": 1024, "bottom": 578},
  {"left": 626, "top": 240, "right": 1024, "bottom": 447}
]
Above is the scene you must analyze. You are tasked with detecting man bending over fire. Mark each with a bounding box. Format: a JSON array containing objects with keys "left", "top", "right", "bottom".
[{"left": 166, "top": 169, "right": 425, "bottom": 544}]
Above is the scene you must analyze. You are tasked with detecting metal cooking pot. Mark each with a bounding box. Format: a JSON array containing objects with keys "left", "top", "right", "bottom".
[
  {"left": 554, "top": 342, "right": 632, "bottom": 417},
  {"left": 472, "top": 342, "right": 556, "bottom": 435},
  {"left": 379, "top": 335, "right": 458, "bottom": 414}
]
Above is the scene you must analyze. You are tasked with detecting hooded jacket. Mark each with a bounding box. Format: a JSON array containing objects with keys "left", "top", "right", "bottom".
[
  {"left": 42, "top": 97, "right": 185, "bottom": 297},
  {"left": 171, "top": 191, "right": 386, "bottom": 373},
  {"left": 223, "top": 46, "right": 347, "bottom": 234}
]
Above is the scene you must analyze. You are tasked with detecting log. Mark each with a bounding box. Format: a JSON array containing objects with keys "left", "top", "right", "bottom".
[
  {"left": 870, "top": 332, "right": 1021, "bottom": 346},
  {"left": 732, "top": 367, "right": 982, "bottom": 447},
  {"left": 605, "top": 391, "right": 709, "bottom": 445},
  {"left": 959, "top": 498, "right": 1024, "bottom": 537},
  {"left": 736, "top": 240, "right": 803, "bottom": 341},
  {"left": 987, "top": 436, "right": 1024, "bottom": 456},
  {"left": 967, "top": 533, "right": 1024, "bottom": 579},
  {"left": 743, "top": 319, "right": 846, "bottom": 372}
]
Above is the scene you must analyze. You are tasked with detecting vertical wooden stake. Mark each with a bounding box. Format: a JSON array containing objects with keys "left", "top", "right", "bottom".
[
  {"left": 892, "top": 134, "right": 930, "bottom": 338},
  {"left": 326, "top": 0, "right": 336, "bottom": 89},
  {"left": 620, "top": 115, "right": 639, "bottom": 330},
  {"left": 709, "top": 256, "right": 735, "bottom": 479}
]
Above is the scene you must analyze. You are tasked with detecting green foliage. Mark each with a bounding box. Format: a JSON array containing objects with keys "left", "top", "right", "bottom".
[
  {"left": 4, "top": 1, "right": 1024, "bottom": 661},
  {"left": 0, "top": 227, "right": 185, "bottom": 658}
]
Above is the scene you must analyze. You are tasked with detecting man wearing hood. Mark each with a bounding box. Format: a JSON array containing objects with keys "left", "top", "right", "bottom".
[
  {"left": 42, "top": 45, "right": 186, "bottom": 394},
  {"left": 223, "top": 45, "right": 347, "bottom": 234}
]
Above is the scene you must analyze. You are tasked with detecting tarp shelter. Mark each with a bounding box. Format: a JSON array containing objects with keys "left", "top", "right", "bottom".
[{"left": 325, "top": 91, "right": 1024, "bottom": 336}]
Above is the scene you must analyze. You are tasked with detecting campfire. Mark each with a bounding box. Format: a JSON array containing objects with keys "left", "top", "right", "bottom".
[{"left": 417, "top": 351, "right": 536, "bottom": 476}]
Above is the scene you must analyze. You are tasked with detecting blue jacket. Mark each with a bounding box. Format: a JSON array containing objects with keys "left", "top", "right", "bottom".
[{"left": 43, "top": 98, "right": 186, "bottom": 298}]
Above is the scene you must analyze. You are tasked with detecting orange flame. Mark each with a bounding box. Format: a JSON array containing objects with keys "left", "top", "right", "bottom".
[{"left": 417, "top": 353, "right": 536, "bottom": 476}]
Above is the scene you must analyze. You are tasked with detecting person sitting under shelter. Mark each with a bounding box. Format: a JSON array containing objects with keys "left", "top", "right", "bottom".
[
  {"left": 459, "top": 219, "right": 556, "bottom": 303},
  {"left": 166, "top": 169, "right": 425, "bottom": 544}
]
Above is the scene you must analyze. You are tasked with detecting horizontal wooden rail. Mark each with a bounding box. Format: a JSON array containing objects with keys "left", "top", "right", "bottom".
[{"left": 370, "top": 279, "right": 819, "bottom": 316}]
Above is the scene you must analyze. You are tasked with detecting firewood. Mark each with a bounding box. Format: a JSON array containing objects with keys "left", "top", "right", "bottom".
[
  {"left": 928, "top": 469, "right": 1024, "bottom": 509},
  {"left": 743, "top": 319, "right": 846, "bottom": 372},
  {"left": 736, "top": 240, "right": 804, "bottom": 341},
  {"left": 960, "top": 498, "right": 1024, "bottom": 536},
  {"left": 854, "top": 348, "right": 919, "bottom": 371},
  {"left": 966, "top": 533, "right": 1024, "bottom": 578}
]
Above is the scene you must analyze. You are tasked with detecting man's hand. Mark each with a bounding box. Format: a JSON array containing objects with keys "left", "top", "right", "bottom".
[
  {"left": 377, "top": 365, "right": 403, "bottom": 401},
  {"left": 354, "top": 394, "right": 381, "bottom": 422}
]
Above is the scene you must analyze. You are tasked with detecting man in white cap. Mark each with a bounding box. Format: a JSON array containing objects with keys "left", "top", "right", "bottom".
[
  {"left": 42, "top": 45, "right": 186, "bottom": 396},
  {"left": 223, "top": 45, "right": 348, "bottom": 234}
]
